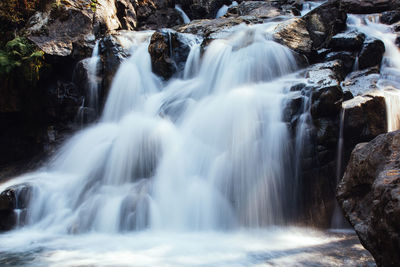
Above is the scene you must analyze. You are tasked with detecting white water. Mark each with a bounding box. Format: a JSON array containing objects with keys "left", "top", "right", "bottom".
[
  {"left": 175, "top": 5, "right": 191, "bottom": 24},
  {"left": 76, "top": 41, "right": 100, "bottom": 123},
  {"left": 216, "top": 1, "right": 238, "bottom": 18},
  {"left": 0, "top": 7, "right": 376, "bottom": 265},
  {"left": 347, "top": 14, "right": 400, "bottom": 131},
  {"left": 88, "top": 40, "right": 100, "bottom": 111}
]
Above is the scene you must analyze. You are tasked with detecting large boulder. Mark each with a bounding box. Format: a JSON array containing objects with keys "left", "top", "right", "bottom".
[
  {"left": 380, "top": 9, "right": 400, "bottom": 25},
  {"left": 358, "top": 38, "right": 386, "bottom": 70},
  {"left": 0, "top": 183, "right": 32, "bottom": 231},
  {"left": 237, "top": 1, "right": 288, "bottom": 18},
  {"left": 342, "top": 91, "right": 387, "bottom": 146},
  {"left": 273, "top": 0, "right": 347, "bottom": 56},
  {"left": 337, "top": 130, "right": 400, "bottom": 267},
  {"left": 341, "top": 67, "right": 380, "bottom": 96},
  {"left": 306, "top": 60, "right": 345, "bottom": 118},
  {"left": 328, "top": 31, "right": 365, "bottom": 51},
  {"left": 341, "top": 0, "right": 400, "bottom": 14},
  {"left": 148, "top": 29, "right": 201, "bottom": 79}
]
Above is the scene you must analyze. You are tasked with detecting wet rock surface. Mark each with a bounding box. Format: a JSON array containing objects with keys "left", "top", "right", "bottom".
[
  {"left": 273, "top": 0, "right": 347, "bottom": 57},
  {"left": 341, "top": 0, "right": 400, "bottom": 14},
  {"left": 342, "top": 92, "right": 388, "bottom": 145},
  {"left": 358, "top": 38, "right": 385, "bottom": 70},
  {"left": 337, "top": 130, "right": 400, "bottom": 267},
  {"left": 148, "top": 30, "right": 195, "bottom": 79}
]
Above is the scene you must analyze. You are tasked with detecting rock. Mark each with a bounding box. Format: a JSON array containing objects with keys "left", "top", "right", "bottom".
[
  {"left": 396, "top": 35, "right": 400, "bottom": 48},
  {"left": 27, "top": 5, "right": 94, "bottom": 58},
  {"left": 380, "top": 9, "right": 400, "bottom": 24},
  {"left": 394, "top": 22, "right": 400, "bottom": 32},
  {"left": 99, "top": 31, "right": 142, "bottom": 99},
  {"left": 135, "top": 4, "right": 183, "bottom": 30},
  {"left": 273, "top": 0, "right": 347, "bottom": 56},
  {"left": 342, "top": 91, "right": 387, "bottom": 145},
  {"left": 337, "top": 130, "right": 400, "bottom": 267},
  {"left": 342, "top": 67, "right": 380, "bottom": 96},
  {"left": 328, "top": 31, "right": 365, "bottom": 51},
  {"left": 0, "top": 183, "right": 32, "bottom": 231},
  {"left": 324, "top": 51, "right": 355, "bottom": 75},
  {"left": 302, "top": 0, "right": 347, "bottom": 48},
  {"left": 273, "top": 18, "right": 313, "bottom": 54},
  {"left": 282, "top": 91, "right": 304, "bottom": 123},
  {"left": 358, "top": 38, "right": 385, "bottom": 70},
  {"left": 341, "top": 0, "right": 400, "bottom": 14},
  {"left": 304, "top": 60, "right": 345, "bottom": 119},
  {"left": 148, "top": 30, "right": 198, "bottom": 79},
  {"left": 176, "top": 16, "right": 261, "bottom": 46},
  {"left": 237, "top": 1, "right": 287, "bottom": 18},
  {"left": 177, "top": 0, "right": 230, "bottom": 19}
]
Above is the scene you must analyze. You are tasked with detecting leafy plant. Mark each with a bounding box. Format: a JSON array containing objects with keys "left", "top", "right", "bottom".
[{"left": 0, "top": 37, "right": 45, "bottom": 84}]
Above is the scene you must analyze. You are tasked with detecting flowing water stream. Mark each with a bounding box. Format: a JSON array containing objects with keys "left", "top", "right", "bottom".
[{"left": 0, "top": 4, "right": 389, "bottom": 266}]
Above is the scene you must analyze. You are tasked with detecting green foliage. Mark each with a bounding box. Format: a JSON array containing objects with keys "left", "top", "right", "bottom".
[
  {"left": 90, "top": 0, "right": 97, "bottom": 12},
  {"left": 0, "top": 37, "right": 45, "bottom": 84}
]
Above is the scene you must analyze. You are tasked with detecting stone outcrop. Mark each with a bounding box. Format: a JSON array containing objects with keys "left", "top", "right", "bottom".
[
  {"left": 273, "top": 0, "right": 347, "bottom": 57},
  {"left": 337, "top": 130, "right": 400, "bottom": 267},
  {"left": 148, "top": 30, "right": 197, "bottom": 79},
  {"left": 342, "top": 67, "right": 380, "bottom": 96},
  {"left": 0, "top": 184, "right": 32, "bottom": 231},
  {"left": 341, "top": 0, "right": 400, "bottom": 14},
  {"left": 342, "top": 92, "right": 388, "bottom": 146},
  {"left": 358, "top": 38, "right": 385, "bottom": 70}
]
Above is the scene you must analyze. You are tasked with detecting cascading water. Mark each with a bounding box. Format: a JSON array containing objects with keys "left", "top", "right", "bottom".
[
  {"left": 76, "top": 40, "right": 100, "bottom": 124},
  {"left": 0, "top": 13, "right": 374, "bottom": 266},
  {"left": 175, "top": 5, "right": 191, "bottom": 24},
  {"left": 216, "top": 1, "right": 238, "bottom": 18},
  {"left": 347, "top": 14, "right": 400, "bottom": 131}
]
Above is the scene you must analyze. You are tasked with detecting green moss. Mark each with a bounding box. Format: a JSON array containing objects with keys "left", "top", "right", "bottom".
[{"left": 0, "top": 37, "right": 46, "bottom": 84}]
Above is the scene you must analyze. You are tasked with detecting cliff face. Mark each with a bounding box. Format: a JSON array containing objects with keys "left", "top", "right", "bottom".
[{"left": 337, "top": 131, "right": 400, "bottom": 267}]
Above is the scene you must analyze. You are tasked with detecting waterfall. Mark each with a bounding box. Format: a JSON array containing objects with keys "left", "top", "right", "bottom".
[
  {"left": 88, "top": 40, "right": 100, "bottom": 112},
  {"left": 0, "top": 23, "right": 302, "bottom": 233},
  {"left": 0, "top": 6, "right": 378, "bottom": 265},
  {"left": 216, "top": 1, "right": 238, "bottom": 18},
  {"left": 347, "top": 14, "right": 400, "bottom": 131},
  {"left": 331, "top": 109, "right": 348, "bottom": 229},
  {"left": 175, "top": 5, "right": 191, "bottom": 24}
]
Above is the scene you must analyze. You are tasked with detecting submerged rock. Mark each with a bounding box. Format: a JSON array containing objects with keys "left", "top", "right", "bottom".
[{"left": 337, "top": 130, "right": 400, "bottom": 267}]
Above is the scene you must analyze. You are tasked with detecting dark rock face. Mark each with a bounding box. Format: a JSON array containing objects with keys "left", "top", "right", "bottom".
[
  {"left": 358, "top": 38, "right": 386, "bottom": 70},
  {"left": 380, "top": 9, "right": 400, "bottom": 25},
  {"left": 273, "top": 0, "right": 347, "bottom": 57},
  {"left": 342, "top": 92, "right": 388, "bottom": 146},
  {"left": 134, "top": 0, "right": 183, "bottom": 30},
  {"left": 337, "top": 130, "right": 400, "bottom": 267},
  {"left": 328, "top": 31, "right": 365, "bottom": 51},
  {"left": 342, "top": 67, "right": 380, "bottom": 96},
  {"left": 237, "top": 1, "right": 287, "bottom": 18},
  {"left": 0, "top": 184, "right": 32, "bottom": 231},
  {"left": 148, "top": 30, "right": 193, "bottom": 79},
  {"left": 341, "top": 0, "right": 400, "bottom": 14},
  {"left": 175, "top": 16, "right": 261, "bottom": 47},
  {"left": 177, "top": 0, "right": 230, "bottom": 19},
  {"left": 307, "top": 60, "right": 345, "bottom": 118}
]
